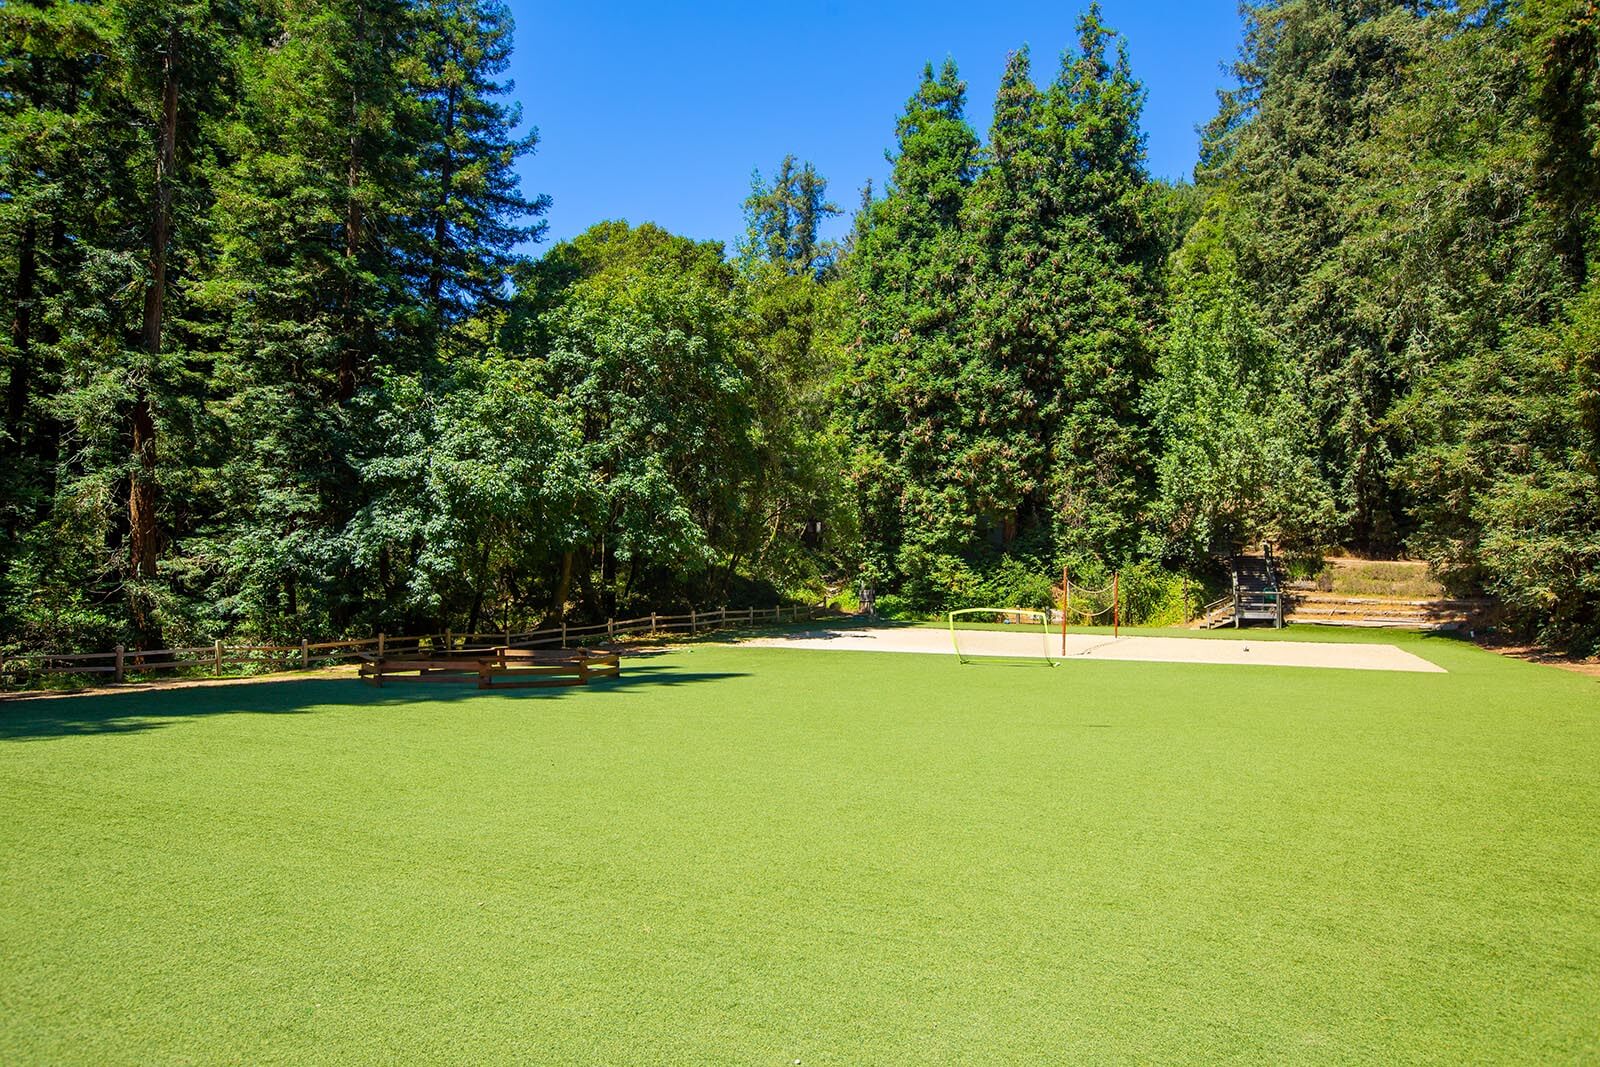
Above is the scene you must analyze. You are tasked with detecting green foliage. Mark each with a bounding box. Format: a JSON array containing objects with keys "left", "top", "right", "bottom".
[
  {"left": 740, "top": 155, "right": 841, "bottom": 277},
  {"left": 840, "top": 9, "right": 1169, "bottom": 609},
  {"left": 1151, "top": 203, "right": 1336, "bottom": 564},
  {"left": 501, "top": 220, "right": 848, "bottom": 618},
  {"left": 6, "top": 0, "right": 1600, "bottom": 654}
]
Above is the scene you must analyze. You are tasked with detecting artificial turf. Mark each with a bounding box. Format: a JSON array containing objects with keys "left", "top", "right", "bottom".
[{"left": 1, "top": 629, "right": 1597, "bottom": 1063}]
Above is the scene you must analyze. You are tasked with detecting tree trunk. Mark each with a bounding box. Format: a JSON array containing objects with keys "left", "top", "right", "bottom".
[
  {"left": 337, "top": 52, "right": 365, "bottom": 401},
  {"left": 128, "top": 396, "right": 159, "bottom": 582},
  {"left": 129, "top": 24, "right": 180, "bottom": 635},
  {"left": 600, "top": 537, "right": 617, "bottom": 618},
  {"left": 5, "top": 218, "right": 36, "bottom": 455},
  {"left": 550, "top": 549, "right": 574, "bottom": 621},
  {"left": 425, "top": 84, "right": 457, "bottom": 318},
  {"left": 466, "top": 540, "right": 491, "bottom": 635}
]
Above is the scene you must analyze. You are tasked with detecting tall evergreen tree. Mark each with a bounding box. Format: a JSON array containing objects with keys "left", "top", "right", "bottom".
[
  {"left": 1037, "top": 5, "right": 1163, "bottom": 562},
  {"left": 742, "top": 155, "right": 841, "bottom": 276},
  {"left": 840, "top": 58, "right": 981, "bottom": 594},
  {"left": 961, "top": 46, "right": 1051, "bottom": 552},
  {"left": 407, "top": 0, "right": 548, "bottom": 343},
  {"left": 43, "top": 0, "right": 242, "bottom": 644},
  {"left": 195, "top": 0, "right": 421, "bottom": 635},
  {"left": 1198, "top": 0, "right": 1427, "bottom": 551}
]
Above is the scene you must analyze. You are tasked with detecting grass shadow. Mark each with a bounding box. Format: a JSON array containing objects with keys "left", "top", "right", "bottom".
[{"left": 0, "top": 663, "right": 747, "bottom": 742}]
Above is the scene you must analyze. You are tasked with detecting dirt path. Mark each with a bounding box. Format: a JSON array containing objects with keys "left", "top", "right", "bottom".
[
  {"left": 0, "top": 664, "right": 362, "bottom": 703},
  {"left": 734, "top": 625, "right": 1446, "bottom": 673}
]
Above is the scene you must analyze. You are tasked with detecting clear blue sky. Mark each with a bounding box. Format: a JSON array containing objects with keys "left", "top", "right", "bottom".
[{"left": 504, "top": 1, "right": 1243, "bottom": 253}]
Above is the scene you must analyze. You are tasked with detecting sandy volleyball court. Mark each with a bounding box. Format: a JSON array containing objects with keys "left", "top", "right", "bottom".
[{"left": 736, "top": 624, "right": 1446, "bottom": 673}]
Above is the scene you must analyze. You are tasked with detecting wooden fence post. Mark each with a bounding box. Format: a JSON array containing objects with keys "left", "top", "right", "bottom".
[
  {"left": 445, "top": 628, "right": 453, "bottom": 652},
  {"left": 690, "top": 608, "right": 697, "bottom": 633},
  {"left": 651, "top": 612, "right": 657, "bottom": 633},
  {"left": 114, "top": 644, "right": 125, "bottom": 684},
  {"left": 561, "top": 621, "right": 568, "bottom": 648},
  {"left": 214, "top": 639, "right": 223, "bottom": 676},
  {"left": 300, "top": 639, "right": 309, "bottom": 669},
  {"left": 607, "top": 617, "right": 614, "bottom": 639},
  {"left": 1113, "top": 571, "right": 1120, "bottom": 638},
  {"left": 377, "top": 632, "right": 386, "bottom": 660}
]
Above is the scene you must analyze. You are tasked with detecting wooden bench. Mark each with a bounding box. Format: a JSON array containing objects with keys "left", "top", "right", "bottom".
[{"left": 358, "top": 647, "right": 621, "bottom": 689}]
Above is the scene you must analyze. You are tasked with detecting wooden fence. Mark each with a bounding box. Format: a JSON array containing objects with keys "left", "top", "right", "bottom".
[{"left": 0, "top": 604, "right": 835, "bottom": 691}]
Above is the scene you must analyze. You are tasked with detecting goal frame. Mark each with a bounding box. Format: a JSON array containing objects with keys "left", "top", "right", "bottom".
[{"left": 947, "top": 607, "right": 1057, "bottom": 666}]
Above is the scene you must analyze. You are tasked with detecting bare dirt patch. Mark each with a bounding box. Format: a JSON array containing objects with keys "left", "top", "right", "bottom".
[{"left": 1479, "top": 643, "right": 1600, "bottom": 680}]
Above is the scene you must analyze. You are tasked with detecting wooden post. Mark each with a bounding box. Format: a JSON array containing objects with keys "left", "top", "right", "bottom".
[
  {"left": 690, "top": 608, "right": 696, "bottom": 633},
  {"left": 114, "top": 644, "right": 125, "bottom": 684},
  {"left": 561, "top": 621, "right": 568, "bottom": 648},
  {"left": 445, "top": 628, "right": 453, "bottom": 652},
  {"left": 1113, "top": 571, "right": 1120, "bottom": 638},
  {"left": 377, "top": 632, "right": 386, "bottom": 659},
  {"left": 607, "top": 617, "right": 614, "bottom": 639},
  {"left": 300, "top": 638, "right": 309, "bottom": 669},
  {"left": 214, "top": 639, "right": 223, "bottom": 676}
]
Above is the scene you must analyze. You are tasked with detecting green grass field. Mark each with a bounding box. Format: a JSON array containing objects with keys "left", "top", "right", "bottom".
[{"left": 2, "top": 628, "right": 1597, "bottom": 1063}]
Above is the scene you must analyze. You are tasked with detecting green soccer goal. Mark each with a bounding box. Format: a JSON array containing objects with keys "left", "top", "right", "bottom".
[{"left": 947, "top": 607, "right": 1057, "bottom": 666}]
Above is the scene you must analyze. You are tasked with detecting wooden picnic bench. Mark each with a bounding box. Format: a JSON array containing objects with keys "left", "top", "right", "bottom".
[{"left": 358, "top": 646, "right": 621, "bottom": 689}]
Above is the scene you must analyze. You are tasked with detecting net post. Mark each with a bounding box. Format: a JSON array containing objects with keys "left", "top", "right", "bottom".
[
  {"left": 1061, "top": 565, "right": 1069, "bottom": 657},
  {"left": 1113, "top": 571, "right": 1120, "bottom": 638}
]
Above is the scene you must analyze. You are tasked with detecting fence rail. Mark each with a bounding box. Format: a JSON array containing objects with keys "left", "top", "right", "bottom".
[{"left": 0, "top": 604, "right": 835, "bottom": 690}]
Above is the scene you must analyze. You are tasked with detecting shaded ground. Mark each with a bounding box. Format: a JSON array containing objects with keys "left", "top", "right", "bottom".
[
  {"left": 1481, "top": 643, "right": 1600, "bottom": 679},
  {"left": 2, "top": 634, "right": 1597, "bottom": 1063}
]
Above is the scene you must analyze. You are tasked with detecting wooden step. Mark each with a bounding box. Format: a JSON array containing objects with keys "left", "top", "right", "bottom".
[
  {"left": 1290, "top": 593, "right": 1490, "bottom": 609},
  {"left": 1287, "top": 615, "right": 1465, "bottom": 630}
]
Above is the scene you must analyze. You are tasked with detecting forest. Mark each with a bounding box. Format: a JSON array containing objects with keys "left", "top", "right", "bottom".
[{"left": 3, "top": 0, "right": 1598, "bottom": 657}]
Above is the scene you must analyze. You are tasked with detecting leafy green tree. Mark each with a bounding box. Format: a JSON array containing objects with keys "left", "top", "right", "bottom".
[
  {"left": 1151, "top": 204, "right": 1334, "bottom": 564},
  {"left": 348, "top": 356, "right": 591, "bottom": 634},
  {"left": 511, "top": 222, "right": 758, "bottom": 616}
]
